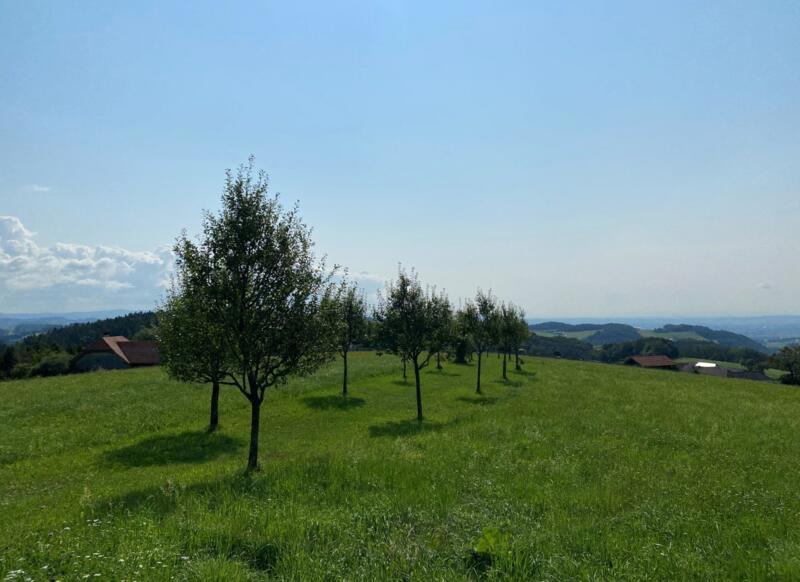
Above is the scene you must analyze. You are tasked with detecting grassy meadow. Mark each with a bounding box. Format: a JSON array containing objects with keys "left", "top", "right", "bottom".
[{"left": 2, "top": 353, "right": 800, "bottom": 580}]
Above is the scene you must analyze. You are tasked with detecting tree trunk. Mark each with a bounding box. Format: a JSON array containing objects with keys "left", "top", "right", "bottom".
[
  {"left": 247, "top": 396, "right": 261, "bottom": 472},
  {"left": 208, "top": 380, "right": 220, "bottom": 432},
  {"left": 515, "top": 350, "right": 521, "bottom": 371},
  {"left": 414, "top": 360, "right": 423, "bottom": 420},
  {"left": 476, "top": 351, "right": 482, "bottom": 394},
  {"left": 436, "top": 351, "right": 442, "bottom": 370},
  {"left": 402, "top": 358, "right": 407, "bottom": 380},
  {"left": 502, "top": 352, "right": 507, "bottom": 380},
  {"left": 342, "top": 350, "right": 348, "bottom": 397}
]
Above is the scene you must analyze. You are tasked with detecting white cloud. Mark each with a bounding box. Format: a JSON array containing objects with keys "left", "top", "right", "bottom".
[
  {"left": 23, "top": 184, "right": 52, "bottom": 193},
  {"left": 0, "top": 216, "right": 173, "bottom": 312}
]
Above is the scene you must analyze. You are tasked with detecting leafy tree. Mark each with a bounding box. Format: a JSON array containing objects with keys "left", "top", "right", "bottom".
[
  {"left": 769, "top": 345, "right": 800, "bottom": 385},
  {"left": 460, "top": 290, "right": 498, "bottom": 394},
  {"left": 428, "top": 292, "right": 453, "bottom": 370},
  {"left": 158, "top": 236, "right": 235, "bottom": 433},
  {"left": 1, "top": 345, "right": 18, "bottom": 378},
  {"left": 375, "top": 268, "right": 443, "bottom": 420},
  {"left": 177, "top": 158, "right": 338, "bottom": 471},
  {"left": 333, "top": 282, "right": 368, "bottom": 396},
  {"left": 511, "top": 306, "right": 530, "bottom": 371},
  {"left": 497, "top": 302, "right": 517, "bottom": 380}
]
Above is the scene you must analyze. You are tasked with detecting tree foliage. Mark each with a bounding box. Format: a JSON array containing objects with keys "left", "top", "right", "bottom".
[
  {"left": 769, "top": 345, "right": 800, "bottom": 385},
  {"left": 158, "top": 235, "right": 235, "bottom": 432},
  {"left": 333, "top": 281, "right": 368, "bottom": 396},
  {"left": 166, "top": 158, "right": 339, "bottom": 471},
  {"left": 375, "top": 268, "right": 444, "bottom": 420},
  {"left": 459, "top": 290, "right": 498, "bottom": 393}
]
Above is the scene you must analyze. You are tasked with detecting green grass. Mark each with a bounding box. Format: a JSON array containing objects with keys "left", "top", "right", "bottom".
[{"left": 2, "top": 353, "right": 800, "bottom": 580}]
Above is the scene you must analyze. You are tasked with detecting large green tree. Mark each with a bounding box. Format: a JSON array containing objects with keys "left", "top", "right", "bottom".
[
  {"left": 460, "top": 290, "right": 498, "bottom": 394},
  {"left": 334, "top": 282, "right": 368, "bottom": 396},
  {"left": 172, "top": 159, "right": 339, "bottom": 471},
  {"left": 375, "top": 268, "right": 444, "bottom": 420},
  {"left": 158, "top": 237, "right": 233, "bottom": 432}
]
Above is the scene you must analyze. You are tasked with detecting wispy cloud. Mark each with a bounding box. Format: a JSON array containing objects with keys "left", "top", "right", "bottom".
[
  {"left": 757, "top": 282, "right": 774, "bottom": 290},
  {"left": 23, "top": 184, "right": 52, "bottom": 193}
]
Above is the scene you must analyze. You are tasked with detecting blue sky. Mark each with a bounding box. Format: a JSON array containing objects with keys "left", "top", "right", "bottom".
[{"left": 1, "top": 1, "right": 798, "bottom": 316}]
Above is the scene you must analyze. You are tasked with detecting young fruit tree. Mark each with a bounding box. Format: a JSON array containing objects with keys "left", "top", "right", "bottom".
[
  {"left": 460, "top": 290, "right": 498, "bottom": 394},
  {"left": 333, "top": 281, "right": 368, "bottom": 396},
  {"left": 511, "top": 305, "right": 530, "bottom": 371},
  {"left": 497, "top": 302, "right": 516, "bottom": 380},
  {"left": 158, "top": 236, "right": 233, "bottom": 433},
  {"left": 174, "top": 158, "right": 339, "bottom": 472},
  {"left": 428, "top": 292, "right": 454, "bottom": 370},
  {"left": 375, "top": 268, "right": 445, "bottom": 420}
]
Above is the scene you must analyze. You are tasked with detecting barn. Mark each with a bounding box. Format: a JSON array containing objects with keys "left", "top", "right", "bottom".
[
  {"left": 72, "top": 335, "right": 160, "bottom": 372},
  {"left": 623, "top": 355, "right": 677, "bottom": 370}
]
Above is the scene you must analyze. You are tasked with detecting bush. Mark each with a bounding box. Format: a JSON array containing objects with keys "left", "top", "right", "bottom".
[{"left": 30, "top": 352, "right": 72, "bottom": 377}]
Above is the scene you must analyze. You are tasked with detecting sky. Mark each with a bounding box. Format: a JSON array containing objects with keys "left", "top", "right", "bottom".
[{"left": 1, "top": 1, "right": 798, "bottom": 316}]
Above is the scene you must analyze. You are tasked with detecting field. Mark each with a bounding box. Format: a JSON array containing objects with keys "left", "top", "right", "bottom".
[{"left": 2, "top": 354, "right": 800, "bottom": 580}]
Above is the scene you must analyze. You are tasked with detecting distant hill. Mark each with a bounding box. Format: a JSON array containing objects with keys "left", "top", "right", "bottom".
[
  {"left": 0, "top": 310, "right": 134, "bottom": 344},
  {"left": 530, "top": 321, "right": 769, "bottom": 353}
]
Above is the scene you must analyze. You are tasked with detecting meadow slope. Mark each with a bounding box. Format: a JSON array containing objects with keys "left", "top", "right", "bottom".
[{"left": 1, "top": 354, "right": 799, "bottom": 580}]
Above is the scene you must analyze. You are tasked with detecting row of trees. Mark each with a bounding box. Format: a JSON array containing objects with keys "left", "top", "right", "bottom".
[{"left": 157, "top": 159, "right": 530, "bottom": 472}]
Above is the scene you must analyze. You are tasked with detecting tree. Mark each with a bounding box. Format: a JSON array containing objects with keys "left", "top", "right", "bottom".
[
  {"left": 158, "top": 236, "right": 234, "bottom": 433},
  {"left": 769, "top": 345, "right": 800, "bottom": 385},
  {"left": 511, "top": 306, "right": 530, "bottom": 371},
  {"left": 176, "top": 158, "right": 338, "bottom": 471},
  {"left": 497, "top": 302, "right": 517, "bottom": 380},
  {"left": 375, "top": 268, "right": 443, "bottom": 420},
  {"left": 428, "top": 293, "right": 453, "bottom": 370},
  {"left": 460, "top": 290, "right": 498, "bottom": 394},
  {"left": 333, "top": 282, "right": 368, "bottom": 396},
  {"left": 0, "top": 345, "right": 17, "bottom": 379}
]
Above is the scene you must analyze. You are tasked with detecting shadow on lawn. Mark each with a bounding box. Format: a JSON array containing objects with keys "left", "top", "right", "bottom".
[
  {"left": 302, "top": 395, "right": 366, "bottom": 411},
  {"left": 102, "top": 430, "right": 243, "bottom": 467},
  {"left": 457, "top": 396, "right": 499, "bottom": 406},
  {"left": 368, "top": 418, "right": 454, "bottom": 438}
]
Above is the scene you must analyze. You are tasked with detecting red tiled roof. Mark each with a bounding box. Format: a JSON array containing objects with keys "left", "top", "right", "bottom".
[
  {"left": 117, "top": 341, "right": 160, "bottom": 365},
  {"left": 79, "top": 336, "right": 159, "bottom": 366},
  {"left": 626, "top": 355, "right": 676, "bottom": 368}
]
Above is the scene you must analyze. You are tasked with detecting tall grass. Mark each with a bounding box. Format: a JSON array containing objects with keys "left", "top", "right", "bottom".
[{"left": 1, "top": 353, "right": 799, "bottom": 580}]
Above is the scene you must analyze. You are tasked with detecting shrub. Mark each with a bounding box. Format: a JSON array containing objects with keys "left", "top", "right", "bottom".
[{"left": 30, "top": 352, "right": 72, "bottom": 377}]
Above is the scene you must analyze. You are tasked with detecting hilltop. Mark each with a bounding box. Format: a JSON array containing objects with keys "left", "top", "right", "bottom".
[
  {"left": 530, "top": 321, "right": 768, "bottom": 352},
  {"left": 2, "top": 354, "right": 799, "bottom": 579}
]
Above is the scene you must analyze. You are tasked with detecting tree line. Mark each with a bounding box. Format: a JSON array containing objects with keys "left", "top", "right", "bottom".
[
  {"left": 0, "top": 312, "right": 157, "bottom": 380},
  {"left": 156, "top": 159, "right": 530, "bottom": 472}
]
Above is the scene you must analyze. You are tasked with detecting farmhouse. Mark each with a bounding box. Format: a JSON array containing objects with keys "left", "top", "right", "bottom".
[
  {"left": 72, "top": 335, "right": 160, "bottom": 372},
  {"left": 623, "top": 355, "right": 677, "bottom": 369},
  {"left": 679, "top": 361, "right": 770, "bottom": 382}
]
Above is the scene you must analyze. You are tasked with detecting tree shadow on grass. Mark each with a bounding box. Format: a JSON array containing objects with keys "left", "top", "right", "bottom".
[
  {"left": 102, "top": 430, "right": 243, "bottom": 467},
  {"left": 511, "top": 368, "right": 537, "bottom": 378},
  {"left": 302, "top": 395, "right": 366, "bottom": 411},
  {"left": 457, "top": 396, "right": 499, "bottom": 406},
  {"left": 368, "top": 419, "right": 454, "bottom": 438},
  {"left": 429, "top": 369, "right": 460, "bottom": 377},
  {"left": 391, "top": 379, "right": 410, "bottom": 386}
]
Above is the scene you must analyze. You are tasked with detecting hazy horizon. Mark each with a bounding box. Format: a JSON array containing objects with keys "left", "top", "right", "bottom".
[{"left": 2, "top": 2, "right": 798, "bottom": 316}]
